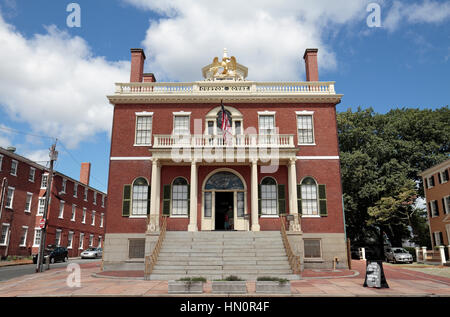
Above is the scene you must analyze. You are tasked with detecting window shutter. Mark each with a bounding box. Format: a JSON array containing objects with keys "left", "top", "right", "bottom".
[
  {"left": 432, "top": 233, "right": 436, "bottom": 247},
  {"left": 297, "top": 184, "right": 302, "bottom": 215},
  {"left": 442, "top": 198, "right": 446, "bottom": 214},
  {"left": 147, "top": 185, "right": 151, "bottom": 215},
  {"left": 187, "top": 184, "right": 190, "bottom": 216},
  {"left": 428, "top": 202, "right": 432, "bottom": 218},
  {"left": 122, "top": 185, "right": 131, "bottom": 217},
  {"left": 258, "top": 185, "right": 262, "bottom": 216},
  {"left": 445, "top": 170, "right": 449, "bottom": 182},
  {"left": 435, "top": 201, "right": 440, "bottom": 216},
  {"left": 425, "top": 178, "right": 429, "bottom": 189},
  {"left": 278, "top": 184, "right": 286, "bottom": 215},
  {"left": 318, "top": 184, "right": 328, "bottom": 217},
  {"left": 430, "top": 176, "right": 435, "bottom": 187},
  {"left": 163, "top": 185, "right": 171, "bottom": 216},
  {"left": 438, "top": 173, "right": 442, "bottom": 184},
  {"left": 439, "top": 232, "right": 444, "bottom": 246}
]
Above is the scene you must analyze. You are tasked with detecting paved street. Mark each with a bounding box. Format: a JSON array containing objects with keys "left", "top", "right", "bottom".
[
  {"left": 0, "top": 258, "right": 99, "bottom": 282},
  {"left": 0, "top": 260, "right": 449, "bottom": 297}
]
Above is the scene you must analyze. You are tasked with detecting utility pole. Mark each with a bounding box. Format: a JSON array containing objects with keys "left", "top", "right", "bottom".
[{"left": 36, "top": 141, "right": 58, "bottom": 273}]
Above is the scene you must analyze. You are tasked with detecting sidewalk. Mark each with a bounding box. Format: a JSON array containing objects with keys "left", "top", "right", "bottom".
[{"left": 0, "top": 260, "right": 449, "bottom": 296}]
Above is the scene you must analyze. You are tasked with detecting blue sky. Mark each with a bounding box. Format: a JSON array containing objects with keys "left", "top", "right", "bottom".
[{"left": 0, "top": 0, "right": 449, "bottom": 193}]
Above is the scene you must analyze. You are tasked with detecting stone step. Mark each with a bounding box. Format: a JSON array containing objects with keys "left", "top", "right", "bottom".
[{"left": 148, "top": 274, "right": 300, "bottom": 281}]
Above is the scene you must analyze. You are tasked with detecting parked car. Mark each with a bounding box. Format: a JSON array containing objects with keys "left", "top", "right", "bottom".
[
  {"left": 384, "top": 247, "right": 413, "bottom": 264},
  {"left": 32, "top": 245, "right": 68, "bottom": 264},
  {"left": 81, "top": 247, "right": 102, "bottom": 259}
]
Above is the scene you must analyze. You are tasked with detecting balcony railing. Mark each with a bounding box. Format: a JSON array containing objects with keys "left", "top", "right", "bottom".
[
  {"left": 115, "top": 81, "right": 336, "bottom": 95},
  {"left": 153, "top": 134, "right": 295, "bottom": 148}
]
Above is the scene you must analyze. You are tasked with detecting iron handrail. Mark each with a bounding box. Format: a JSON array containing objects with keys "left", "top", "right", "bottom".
[
  {"left": 280, "top": 216, "right": 302, "bottom": 275},
  {"left": 144, "top": 216, "right": 167, "bottom": 280}
]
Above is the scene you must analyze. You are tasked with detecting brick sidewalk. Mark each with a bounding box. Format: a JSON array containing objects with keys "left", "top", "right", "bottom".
[{"left": 0, "top": 260, "right": 449, "bottom": 297}]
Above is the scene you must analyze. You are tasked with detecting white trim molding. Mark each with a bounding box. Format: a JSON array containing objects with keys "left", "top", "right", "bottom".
[
  {"left": 135, "top": 111, "right": 154, "bottom": 116},
  {"left": 295, "top": 110, "right": 315, "bottom": 115}
]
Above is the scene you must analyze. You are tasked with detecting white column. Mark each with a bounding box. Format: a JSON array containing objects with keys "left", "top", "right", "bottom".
[
  {"left": 415, "top": 247, "right": 420, "bottom": 263},
  {"left": 148, "top": 159, "right": 160, "bottom": 232},
  {"left": 422, "top": 247, "right": 427, "bottom": 262},
  {"left": 288, "top": 158, "right": 301, "bottom": 232},
  {"left": 439, "top": 246, "right": 446, "bottom": 265},
  {"left": 188, "top": 160, "right": 198, "bottom": 232},
  {"left": 251, "top": 159, "right": 260, "bottom": 232}
]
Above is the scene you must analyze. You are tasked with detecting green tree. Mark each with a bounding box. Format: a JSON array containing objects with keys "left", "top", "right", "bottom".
[{"left": 338, "top": 106, "right": 449, "bottom": 247}]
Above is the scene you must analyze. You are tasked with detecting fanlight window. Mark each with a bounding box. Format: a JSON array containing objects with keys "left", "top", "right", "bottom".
[
  {"left": 205, "top": 172, "right": 244, "bottom": 190},
  {"left": 172, "top": 177, "right": 189, "bottom": 216},
  {"left": 261, "top": 177, "right": 277, "bottom": 215},
  {"left": 132, "top": 178, "right": 149, "bottom": 216}
]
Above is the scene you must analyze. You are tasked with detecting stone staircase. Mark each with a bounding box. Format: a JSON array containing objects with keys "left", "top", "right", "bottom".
[{"left": 148, "top": 231, "right": 300, "bottom": 281}]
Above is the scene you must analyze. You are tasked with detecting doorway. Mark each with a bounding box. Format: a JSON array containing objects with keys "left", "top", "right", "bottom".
[{"left": 215, "top": 192, "right": 234, "bottom": 230}]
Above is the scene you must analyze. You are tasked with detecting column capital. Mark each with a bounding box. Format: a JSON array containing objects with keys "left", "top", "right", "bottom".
[
  {"left": 289, "top": 157, "right": 297, "bottom": 165},
  {"left": 250, "top": 158, "right": 258, "bottom": 165}
]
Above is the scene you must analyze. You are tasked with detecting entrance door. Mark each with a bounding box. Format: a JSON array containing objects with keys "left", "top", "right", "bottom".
[{"left": 215, "top": 192, "right": 233, "bottom": 230}]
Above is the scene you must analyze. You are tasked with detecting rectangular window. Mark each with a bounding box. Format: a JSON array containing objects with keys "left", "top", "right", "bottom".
[
  {"left": 301, "top": 184, "right": 319, "bottom": 216},
  {"left": 37, "top": 197, "right": 45, "bottom": 215},
  {"left": 428, "top": 176, "right": 435, "bottom": 188},
  {"left": 261, "top": 184, "right": 277, "bottom": 215},
  {"left": 29, "top": 167, "right": 36, "bottom": 182},
  {"left": 259, "top": 115, "right": 275, "bottom": 135},
  {"left": 101, "top": 195, "right": 105, "bottom": 208},
  {"left": 41, "top": 174, "right": 49, "bottom": 189},
  {"left": 237, "top": 192, "right": 245, "bottom": 217},
  {"left": 172, "top": 184, "right": 188, "bottom": 216},
  {"left": 297, "top": 115, "right": 314, "bottom": 144},
  {"left": 0, "top": 224, "right": 10, "bottom": 245},
  {"left": 19, "top": 226, "right": 28, "bottom": 247},
  {"left": 6, "top": 187, "right": 14, "bottom": 209},
  {"left": 73, "top": 183, "right": 78, "bottom": 198},
  {"left": 55, "top": 229, "right": 62, "bottom": 247},
  {"left": 98, "top": 236, "right": 102, "bottom": 248},
  {"left": 207, "top": 121, "right": 214, "bottom": 135},
  {"left": 93, "top": 192, "right": 97, "bottom": 205},
  {"left": 83, "top": 187, "right": 88, "bottom": 201},
  {"left": 433, "top": 232, "right": 442, "bottom": 246},
  {"left": 67, "top": 231, "right": 74, "bottom": 249},
  {"left": 33, "top": 229, "right": 42, "bottom": 247},
  {"left": 58, "top": 201, "right": 65, "bottom": 219},
  {"left": 79, "top": 233, "right": 84, "bottom": 249},
  {"left": 71, "top": 205, "right": 76, "bottom": 221},
  {"left": 62, "top": 178, "right": 67, "bottom": 193},
  {"left": 82, "top": 208, "right": 86, "bottom": 223},
  {"left": 91, "top": 211, "right": 96, "bottom": 226},
  {"left": 10, "top": 160, "right": 18, "bottom": 176},
  {"left": 304, "top": 239, "right": 322, "bottom": 259},
  {"left": 89, "top": 234, "right": 94, "bottom": 247},
  {"left": 135, "top": 115, "right": 153, "bottom": 145},
  {"left": 128, "top": 239, "right": 145, "bottom": 259},
  {"left": 25, "top": 193, "right": 33, "bottom": 213},
  {"left": 173, "top": 115, "right": 190, "bottom": 135},
  {"left": 440, "top": 170, "right": 449, "bottom": 183},
  {"left": 100, "top": 213, "right": 104, "bottom": 227},
  {"left": 430, "top": 200, "right": 439, "bottom": 217},
  {"left": 204, "top": 192, "right": 212, "bottom": 218}
]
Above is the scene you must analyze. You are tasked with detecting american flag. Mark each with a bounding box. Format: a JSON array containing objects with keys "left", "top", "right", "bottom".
[{"left": 221, "top": 100, "right": 232, "bottom": 145}]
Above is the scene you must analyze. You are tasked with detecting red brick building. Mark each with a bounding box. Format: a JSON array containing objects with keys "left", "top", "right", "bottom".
[
  {"left": 420, "top": 159, "right": 450, "bottom": 248},
  {"left": 103, "top": 48, "right": 347, "bottom": 270},
  {"left": 0, "top": 147, "right": 107, "bottom": 259}
]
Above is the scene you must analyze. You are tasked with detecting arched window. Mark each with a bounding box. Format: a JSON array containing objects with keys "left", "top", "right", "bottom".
[
  {"left": 172, "top": 177, "right": 189, "bottom": 216},
  {"left": 132, "top": 177, "right": 149, "bottom": 216},
  {"left": 260, "top": 177, "right": 277, "bottom": 215},
  {"left": 301, "top": 177, "right": 318, "bottom": 215}
]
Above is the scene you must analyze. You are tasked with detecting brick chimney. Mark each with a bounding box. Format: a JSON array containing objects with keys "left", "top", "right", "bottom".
[
  {"left": 143, "top": 73, "right": 156, "bottom": 82},
  {"left": 130, "top": 48, "right": 146, "bottom": 82},
  {"left": 80, "top": 162, "right": 91, "bottom": 186},
  {"left": 303, "top": 48, "right": 319, "bottom": 82}
]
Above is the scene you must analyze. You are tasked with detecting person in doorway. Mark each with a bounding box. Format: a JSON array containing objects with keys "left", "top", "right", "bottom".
[
  {"left": 227, "top": 206, "right": 233, "bottom": 230},
  {"left": 224, "top": 211, "right": 230, "bottom": 230}
]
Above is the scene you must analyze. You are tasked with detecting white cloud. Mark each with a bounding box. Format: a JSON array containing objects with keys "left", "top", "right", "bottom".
[
  {"left": 0, "top": 14, "right": 130, "bottom": 148},
  {"left": 384, "top": 0, "right": 450, "bottom": 32},
  {"left": 123, "top": 0, "right": 370, "bottom": 81}
]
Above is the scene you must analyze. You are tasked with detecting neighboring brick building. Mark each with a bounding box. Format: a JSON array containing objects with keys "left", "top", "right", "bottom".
[
  {"left": 420, "top": 159, "right": 450, "bottom": 248},
  {"left": 0, "top": 147, "right": 107, "bottom": 259},
  {"left": 103, "top": 47, "right": 347, "bottom": 270}
]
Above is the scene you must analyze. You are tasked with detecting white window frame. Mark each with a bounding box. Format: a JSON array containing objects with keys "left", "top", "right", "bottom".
[
  {"left": 443, "top": 196, "right": 450, "bottom": 214},
  {"left": 296, "top": 111, "right": 316, "bottom": 145},
  {"left": 0, "top": 223, "right": 10, "bottom": 246},
  {"left": 98, "top": 236, "right": 102, "bottom": 248},
  {"left": 440, "top": 169, "right": 449, "bottom": 183},
  {"left": 33, "top": 228, "right": 42, "bottom": 247},
  {"left": 433, "top": 232, "right": 442, "bottom": 246},
  {"left": 58, "top": 201, "right": 65, "bottom": 219},
  {"left": 79, "top": 233, "right": 84, "bottom": 249},
  {"left": 29, "top": 167, "right": 36, "bottom": 182},
  {"left": 37, "top": 197, "right": 45, "bottom": 216},
  {"left": 71, "top": 204, "right": 76, "bottom": 221},
  {"left": 82, "top": 208, "right": 87, "bottom": 224},
  {"left": 25, "top": 192, "right": 33, "bottom": 213},
  {"left": 427, "top": 176, "right": 435, "bottom": 189},
  {"left": 260, "top": 177, "right": 278, "bottom": 217},
  {"left": 55, "top": 229, "right": 62, "bottom": 247},
  {"left": 10, "top": 160, "right": 18, "bottom": 176},
  {"left": 73, "top": 183, "right": 78, "bottom": 198},
  {"left": 171, "top": 177, "right": 189, "bottom": 217},
  {"left": 6, "top": 187, "right": 15, "bottom": 209},
  {"left": 91, "top": 211, "right": 96, "bottom": 226},
  {"left": 300, "top": 177, "right": 320, "bottom": 217},
  {"left": 41, "top": 173, "right": 49, "bottom": 189},
  {"left": 67, "top": 231, "right": 74, "bottom": 249},
  {"left": 93, "top": 191, "right": 97, "bottom": 205},
  {"left": 134, "top": 112, "right": 154, "bottom": 146},
  {"left": 101, "top": 195, "right": 105, "bottom": 208},
  {"left": 19, "top": 226, "right": 28, "bottom": 247},
  {"left": 430, "top": 200, "right": 439, "bottom": 218},
  {"left": 173, "top": 112, "right": 191, "bottom": 135},
  {"left": 61, "top": 178, "right": 67, "bottom": 194},
  {"left": 257, "top": 111, "right": 276, "bottom": 136},
  {"left": 100, "top": 213, "right": 104, "bottom": 227},
  {"left": 89, "top": 234, "right": 94, "bottom": 247},
  {"left": 83, "top": 187, "right": 88, "bottom": 202}
]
